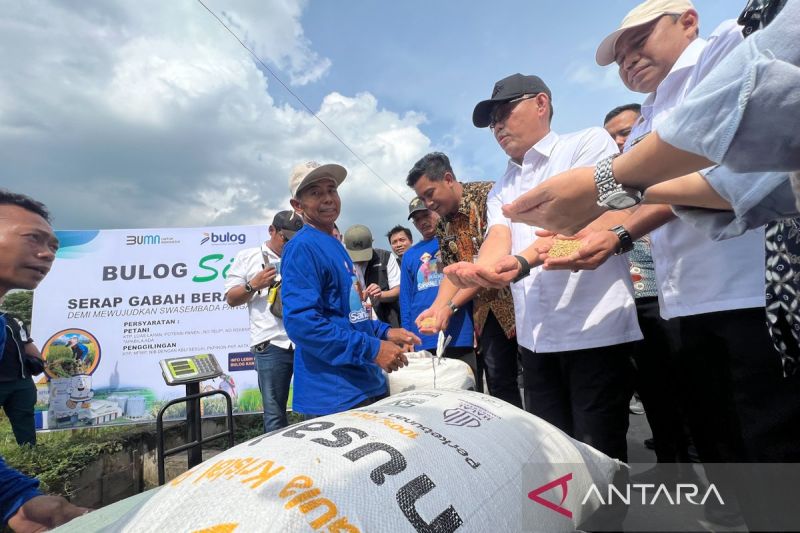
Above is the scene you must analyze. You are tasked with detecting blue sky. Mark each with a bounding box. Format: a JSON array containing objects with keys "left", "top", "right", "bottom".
[{"left": 1, "top": 0, "right": 735, "bottom": 245}]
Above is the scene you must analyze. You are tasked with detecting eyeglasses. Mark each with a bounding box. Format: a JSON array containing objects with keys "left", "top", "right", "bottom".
[
  {"left": 489, "top": 94, "right": 539, "bottom": 130},
  {"left": 278, "top": 231, "right": 292, "bottom": 241}
]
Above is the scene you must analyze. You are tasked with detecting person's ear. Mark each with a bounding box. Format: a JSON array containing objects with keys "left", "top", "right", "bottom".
[{"left": 680, "top": 9, "right": 699, "bottom": 36}]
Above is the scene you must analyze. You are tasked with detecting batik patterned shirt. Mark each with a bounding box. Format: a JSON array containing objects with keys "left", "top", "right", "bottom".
[{"left": 435, "top": 180, "right": 516, "bottom": 337}]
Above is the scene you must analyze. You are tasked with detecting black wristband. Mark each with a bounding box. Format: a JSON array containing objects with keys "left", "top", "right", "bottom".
[
  {"left": 611, "top": 225, "right": 634, "bottom": 255},
  {"left": 512, "top": 255, "right": 531, "bottom": 283}
]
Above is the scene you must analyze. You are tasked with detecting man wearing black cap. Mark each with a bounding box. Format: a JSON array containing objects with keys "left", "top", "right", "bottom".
[
  {"left": 445, "top": 74, "right": 641, "bottom": 471},
  {"left": 224, "top": 210, "right": 303, "bottom": 432}
]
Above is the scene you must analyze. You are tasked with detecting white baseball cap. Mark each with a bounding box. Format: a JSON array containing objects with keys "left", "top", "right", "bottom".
[
  {"left": 596, "top": 0, "right": 695, "bottom": 66},
  {"left": 289, "top": 161, "right": 347, "bottom": 198}
]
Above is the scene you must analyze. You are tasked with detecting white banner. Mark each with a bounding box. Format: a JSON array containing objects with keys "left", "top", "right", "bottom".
[{"left": 30, "top": 225, "right": 275, "bottom": 430}]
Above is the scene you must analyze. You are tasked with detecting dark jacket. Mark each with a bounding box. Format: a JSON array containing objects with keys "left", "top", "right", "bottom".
[
  {"left": 0, "top": 315, "right": 32, "bottom": 383},
  {"left": 364, "top": 249, "right": 401, "bottom": 328}
]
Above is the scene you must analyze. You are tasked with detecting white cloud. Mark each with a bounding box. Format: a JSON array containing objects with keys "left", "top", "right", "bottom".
[
  {"left": 566, "top": 62, "right": 622, "bottom": 90},
  {"left": 0, "top": 0, "right": 433, "bottom": 246}
]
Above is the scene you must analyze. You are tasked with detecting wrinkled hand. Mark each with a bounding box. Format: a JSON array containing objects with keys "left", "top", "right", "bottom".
[
  {"left": 415, "top": 306, "right": 453, "bottom": 335},
  {"left": 385, "top": 327, "right": 422, "bottom": 351},
  {"left": 443, "top": 262, "right": 498, "bottom": 288},
  {"left": 363, "top": 283, "right": 383, "bottom": 305},
  {"left": 9, "top": 495, "right": 90, "bottom": 533},
  {"left": 501, "top": 167, "right": 606, "bottom": 235},
  {"left": 249, "top": 266, "right": 277, "bottom": 291},
  {"left": 542, "top": 228, "right": 619, "bottom": 272},
  {"left": 374, "top": 341, "right": 409, "bottom": 373}
]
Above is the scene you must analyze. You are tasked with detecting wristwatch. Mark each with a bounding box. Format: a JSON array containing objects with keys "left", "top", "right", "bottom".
[
  {"left": 610, "top": 225, "right": 634, "bottom": 255},
  {"left": 512, "top": 255, "right": 531, "bottom": 283},
  {"left": 244, "top": 282, "right": 254, "bottom": 293},
  {"left": 446, "top": 300, "right": 459, "bottom": 314},
  {"left": 594, "top": 154, "right": 643, "bottom": 210}
]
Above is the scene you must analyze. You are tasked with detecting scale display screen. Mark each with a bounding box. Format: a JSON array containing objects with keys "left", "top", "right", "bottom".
[{"left": 159, "top": 354, "right": 222, "bottom": 385}]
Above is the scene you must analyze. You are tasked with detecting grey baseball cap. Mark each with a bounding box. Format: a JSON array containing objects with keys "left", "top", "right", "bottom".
[{"left": 344, "top": 224, "right": 374, "bottom": 262}]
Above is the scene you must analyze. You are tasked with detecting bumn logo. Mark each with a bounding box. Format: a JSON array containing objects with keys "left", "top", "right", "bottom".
[
  {"left": 528, "top": 473, "right": 573, "bottom": 519},
  {"left": 126, "top": 234, "right": 160, "bottom": 246}
]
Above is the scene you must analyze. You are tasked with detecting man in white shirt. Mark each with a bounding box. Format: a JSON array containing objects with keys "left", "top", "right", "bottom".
[
  {"left": 446, "top": 73, "right": 642, "bottom": 470},
  {"left": 343, "top": 224, "right": 402, "bottom": 327},
  {"left": 224, "top": 210, "right": 302, "bottom": 432},
  {"left": 522, "top": 1, "right": 799, "bottom": 527}
]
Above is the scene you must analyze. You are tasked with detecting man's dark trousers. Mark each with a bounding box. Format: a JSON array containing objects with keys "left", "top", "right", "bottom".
[
  {"left": 519, "top": 342, "right": 636, "bottom": 462},
  {"left": 632, "top": 296, "right": 690, "bottom": 463},
  {"left": 0, "top": 378, "right": 37, "bottom": 446},
  {"left": 479, "top": 311, "right": 522, "bottom": 408}
]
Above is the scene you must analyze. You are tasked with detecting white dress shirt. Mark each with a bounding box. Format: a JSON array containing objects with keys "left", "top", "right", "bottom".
[
  {"left": 627, "top": 20, "right": 766, "bottom": 320},
  {"left": 487, "top": 129, "right": 642, "bottom": 353},
  {"left": 223, "top": 243, "right": 292, "bottom": 349}
]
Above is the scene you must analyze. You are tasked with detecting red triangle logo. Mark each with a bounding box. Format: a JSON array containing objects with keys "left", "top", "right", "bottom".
[{"left": 527, "top": 472, "right": 573, "bottom": 519}]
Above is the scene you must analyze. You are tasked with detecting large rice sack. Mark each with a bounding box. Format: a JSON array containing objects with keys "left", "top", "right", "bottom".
[
  {"left": 387, "top": 351, "right": 475, "bottom": 394},
  {"left": 105, "top": 389, "right": 621, "bottom": 532}
]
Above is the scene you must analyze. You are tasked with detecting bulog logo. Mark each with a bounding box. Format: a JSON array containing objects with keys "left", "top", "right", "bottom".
[{"left": 201, "top": 232, "right": 246, "bottom": 245}]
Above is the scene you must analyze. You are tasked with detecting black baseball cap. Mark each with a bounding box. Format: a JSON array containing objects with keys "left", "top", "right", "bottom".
[
  {"left": 472, "top": 73, "right": 552, "bottom": 128},
  {"left": 271, "top": 210, "right": 303, "bottom": 238}
]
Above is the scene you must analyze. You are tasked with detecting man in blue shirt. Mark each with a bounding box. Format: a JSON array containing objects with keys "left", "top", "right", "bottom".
[
  {"left": 401, "top": 198, "right": 477, "bottom": 378},
  {"left": 0, "top": 189, "right": 88, "bottom": 530},
  {"left": 281, "top": 162, "right": 420, "bottom": 417}
]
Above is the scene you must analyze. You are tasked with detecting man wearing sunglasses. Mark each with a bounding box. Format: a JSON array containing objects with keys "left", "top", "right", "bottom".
[
  {"left": 225, "top": 210, "right": 303, "bottom": 432},
  {"left": 444, "top": 74, "right": 642, "bottom": 482}
]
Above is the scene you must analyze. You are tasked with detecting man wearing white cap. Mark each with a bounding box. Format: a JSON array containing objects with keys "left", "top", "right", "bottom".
[
  {"left": 505, "top": 1, "right": 799, "bottom": 527},
  {"left": 280, "top": 162, "right": 420, "bottom": 417},
  {"left": 224, "top": 210, "right": 303, "bottom": 433}
]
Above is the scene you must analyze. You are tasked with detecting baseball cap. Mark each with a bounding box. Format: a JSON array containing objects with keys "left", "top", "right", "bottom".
[
  {"left": 596, "top": 0, "right": 695, "bottom": 66},
  {"left": 289, "top": 161, "right": 347, "bottom": 198},
  {"left": 472, "top": 73, "right": 552, "bottom": 128},
  {"left": 343, "top": 224, "right": 374, "bottom": 263},
  {"left": 271, "top": 210, "right": 303, "bottom": 239},
  {"left": 407, "top": 197, "right": 428, "bottom": 220}
]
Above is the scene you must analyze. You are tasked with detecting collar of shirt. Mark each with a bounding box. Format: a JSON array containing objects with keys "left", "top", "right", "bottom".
[
  {"left": 504, "top": 130, "right": 559, "bottom": 174},
  {"left": 454, "top": 181, "right": 474, "bottom": 218},
  {"left": 641, "top": 37, "right": 707, "bottom": 123}
]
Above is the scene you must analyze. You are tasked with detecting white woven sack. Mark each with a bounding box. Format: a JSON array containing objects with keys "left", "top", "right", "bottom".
[
  {"left": 106, "top": 389, "right": 621, "bottom": 532},
  {"left": 387, "top": 351, "right": 475, "bottom": 394}
]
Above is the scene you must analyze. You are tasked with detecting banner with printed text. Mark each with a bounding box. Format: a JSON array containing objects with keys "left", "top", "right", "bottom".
[{"left": 30, "top": 225, "right": 278, "bottom": 430}]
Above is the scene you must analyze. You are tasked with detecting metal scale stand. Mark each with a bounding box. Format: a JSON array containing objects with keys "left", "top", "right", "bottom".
[{"left": 155, "top": 353, "right": 234, "bottom": 485}]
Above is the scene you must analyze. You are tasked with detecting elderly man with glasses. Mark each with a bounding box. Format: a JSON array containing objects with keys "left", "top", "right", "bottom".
[
  {"left": 224, "top": 210, "right": 303, "bottom": 432},
  {"left": 444, "top": 74, "right": 641, "bottom": 489}
]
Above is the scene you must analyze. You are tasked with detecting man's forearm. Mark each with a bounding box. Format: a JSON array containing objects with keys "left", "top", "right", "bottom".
[
  {"left": 623, "top": 204, "right": 676, "bottom": 240},
  {"left": 476, "top": 225, "right": 512, "bottom": 266},
  {"left": 450, "top": 287, "right": 480, "bottom": 308},
  {"left": 381, "top": 286, "right": 399, "bottom": 303},
  {"left": 585, "top": 209, "right": 635, "bottom": 232},
  {"left": 614, "top": 132, "right": 715, "bottom": 190},
  {"left": 431, "top": 277, "right": 460, "bottom": 308},
  {"left": 644, "top": 173, "right": 732, "bottom": 210},
  {"left": 225, "top": 286, "right": 253, "bottom": 307}
]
